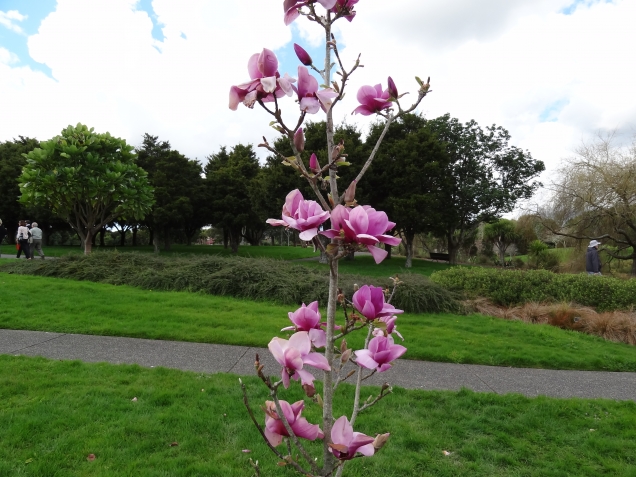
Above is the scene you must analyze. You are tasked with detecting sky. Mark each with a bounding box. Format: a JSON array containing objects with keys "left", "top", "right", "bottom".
[{"left": 1, "top": 0, "right": 635, "bottom": 186}]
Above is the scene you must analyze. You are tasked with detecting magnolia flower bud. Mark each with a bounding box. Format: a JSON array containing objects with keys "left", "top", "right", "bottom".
[
  {"left": 293, "top": 43, "right": 313, "bottom": 66},
  {"left": 387, "top": 76, "right": 398, "bottom": 100},
  {"left": 293, "top": 128, "right": 305, "bottom": 153},
  {"left": 310, "top": 153, "right": 320, "bottom": 173},
  {"left": 373, "top": 433, "right": 391, "bottom": 451},
  {"left": 344, "top": 180, "right": 357, "bottom": 206}
]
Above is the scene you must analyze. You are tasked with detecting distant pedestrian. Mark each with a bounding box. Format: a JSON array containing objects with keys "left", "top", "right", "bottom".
[
  {"left": 0, "top": 219, "right": 7, "bottom": 255},
  {"left": 586, "top": 240, "right": 602, "bottom": 275},
  {"left": 16, "top": 220, "right": 32, "bottom": 260},
  {"left": 30, "top": 222, "right": 45, "bottom": 259}
]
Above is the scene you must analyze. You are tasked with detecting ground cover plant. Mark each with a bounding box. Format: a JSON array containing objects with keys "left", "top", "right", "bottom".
[
  {"left": 431, "top": 267, "right": 636, "bottom": 311},
  {"left": 298, "top": 253, "right": 451, "bottom": 277},
  {"left": 0, "top": 252, "right": 460, "bottom": 314},
  {"left": 2, "top": 273, "right": 636, "bottom": 372},
  {"left": 1, "top": 355, "right": 635, "bottom": 477}
]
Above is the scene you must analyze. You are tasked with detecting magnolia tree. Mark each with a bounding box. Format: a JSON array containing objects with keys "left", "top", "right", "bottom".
[{"left": 230, "top": 1, "right": 430, "bottom": 475}]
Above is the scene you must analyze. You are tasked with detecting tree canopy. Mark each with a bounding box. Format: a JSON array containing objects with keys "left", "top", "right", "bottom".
[
  {"left": 19, "top": 123, "right": 154, "bottom": 254},
  {"left": 426, "top": 114, "right": 545, "bottom": 263}
]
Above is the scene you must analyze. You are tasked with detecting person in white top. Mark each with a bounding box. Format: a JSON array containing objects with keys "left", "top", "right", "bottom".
[
  {"left": 30, "top": 222, "right": 45, "bottom": 259},
  {"left": 16, "top": 220, "right": 32, "bottom": 259}
]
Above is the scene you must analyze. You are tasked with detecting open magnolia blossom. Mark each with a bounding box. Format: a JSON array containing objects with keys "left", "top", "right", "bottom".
[
  {"left": 352, "top": 285, "right": 403, "bottom": 320},
  {"left": 321, "top": 205, "right": 401, "bottom": 263},
  {"left": 352, "top": 82, "right": 393, "bottom": 116},
  {"left": 328, "top": 416, "right": 375, "bottom": 460},
  {"left": 264, "top": 399, "right": 324, "bottom": 446},
  {"left": 268, "top": 331, "right": 331, "bottom": 388},
  {"left": 266, "top": 189, "right": 330, "bottom": 241},
  {"left": 229, "top": 49, "right": 295, "bottom": 110},
  {"left": 355, "top": 334, "right": 407, "bottom": 372},
  {"left": 295, "top": 66, "right": 338, "bottom": 114},
  {"left": 283, "top": 0, "right": 338, "bottom": 25},
  {"left": 282, "top": 302, "right": 328, "bottom": 348},
  {"left": 374, "top": 315, "right": 404, "bottom": 340},
  {"left": 330, "top": 0, "right": 359, "bottom": 21}
]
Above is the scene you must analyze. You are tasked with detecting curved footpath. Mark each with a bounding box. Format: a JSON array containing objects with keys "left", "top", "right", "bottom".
[{"left": 2, "top": 329, "right": 634, "bottom": 401}]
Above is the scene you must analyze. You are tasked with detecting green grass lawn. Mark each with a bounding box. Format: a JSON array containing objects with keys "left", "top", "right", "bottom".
[
  {"left": 19, "top": 244, "right": 321, "bottom": 260},
  {"left": 1, "top": 355, "right": 634, "bottom": 477},
  {"left": 2, "top": 273, "right": 635, "bottom": 372}
]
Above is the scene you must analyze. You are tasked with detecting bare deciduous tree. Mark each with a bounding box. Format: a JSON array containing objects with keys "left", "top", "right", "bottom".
[{"left": 539, "top": 133, "right": 636, "bottom": 275}]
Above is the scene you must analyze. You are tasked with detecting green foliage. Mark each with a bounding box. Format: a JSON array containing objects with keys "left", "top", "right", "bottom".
[
  {"left": 483, "top": 218, "right": 519, "bottom": 266},
  {"left": 0, "top": 252, "right": 460, "bottom": 314},
  {"left": 136, "top": 134, "right": 208, "bottom": 248},
  {"left": 431, "top": 267, "right": 636, "bottom": 311},
  {"left": 18, "top": 124, "right": 154, "bottom": 253},
  {"left": 527, "top": 240, "right": 560, "bottom": 270}
]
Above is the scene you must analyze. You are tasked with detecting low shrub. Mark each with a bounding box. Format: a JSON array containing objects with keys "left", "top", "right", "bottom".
[
  {"left": 430, "top": 266, "right": 636, "bottom": 311},
  {"left": 0, "top": 252, "right": 461, "bottom": 314}
]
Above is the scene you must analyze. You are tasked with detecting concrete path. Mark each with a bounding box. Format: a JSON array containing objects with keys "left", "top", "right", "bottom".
[{"left": 2, "top": 329, "right": 634, "bottom": 401}]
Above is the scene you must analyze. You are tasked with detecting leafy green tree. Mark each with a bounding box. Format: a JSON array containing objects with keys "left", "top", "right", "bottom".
[
  {"left": 136, "top": 134, "right": 208, "bottom": 251},
  {"left": 365, "top": 114, "right": 451, "bottom": 267},
  {"left": 19, "top": 124, "right": 154, "bottom": 254},
  {"left": 426, "top": 114, "right": 545, "bottom": 264},
  {"left": 0, "top": 137, "right": 39, "bottom": 243},
  {"left": 484, "top": 218, "right": 519, "bottom": 266},
  {"left": 205, "top": 144, "right": 261, "bottom": 253}
]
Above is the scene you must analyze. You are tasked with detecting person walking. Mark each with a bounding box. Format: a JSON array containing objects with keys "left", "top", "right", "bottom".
[
  {"left": 585, "top": 240, "right": 602, "bottom": 275},
  {"left": 0, "top": 219, "right": 7, "bottom": 256},
  {"left": 30, "top": 222, "right": 45, "bottom": 259},
  {"left": 16, "top": 220, "right": 32, "bottom": 260}
]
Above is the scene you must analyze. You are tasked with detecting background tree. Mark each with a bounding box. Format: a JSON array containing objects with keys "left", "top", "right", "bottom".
[
  {"left": 19, "top": 124, "right": 154, "bottom": 254},
  {"left": 484, "top": 218, "right": 519, "bottom": 266},
  {"left": 365, "top": 114, "right": 450, "bottom": 267},
  {"left": 0, "top": 137, "right": 39, "bottom": 243},
  {"left": 541, "top": 134, "right": 636, "bottom": 275},
  {"left": 205, "top": 144, "right": 261, "bottom": 252},
  {"left": 136, "top": 134, "right": 208, "bottom": 251},
  {"left": 426, "top": 114, "right": 545, "bottom": 264}
]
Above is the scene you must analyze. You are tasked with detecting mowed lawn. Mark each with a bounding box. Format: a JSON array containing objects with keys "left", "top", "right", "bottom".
[
  {"left": 1, "top": 355, "right": 635, "bottom": 477},
  {"left": 2, "top": 273, "right": 635, "bottom": 372}
]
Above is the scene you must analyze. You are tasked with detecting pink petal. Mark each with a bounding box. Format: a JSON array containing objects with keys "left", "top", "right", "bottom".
[
  {"left": 376, "top": 234, "right": 401, "bottom": 246},
  {"left": 266, "top": 218, "right": 287, "bottom": 227},
  {"left": 264, "top": 426, "right": 284, "bottom": 447},
  {"left": 316, "top": 88, "right": 338, "bottom": 112},
  {"left": 297, "top": 66, "right": 318, "bottom": 97},
  {"left": 317, "top": 0, "right": 338, "bottom": 8},
  {"left": 260, "top": 76, "right": 277, "bottom": 93},
  {"left": 258, "top": 48, "right": 279, "bottom": 77},
  {"left": 300, "top": 96, "right": 320, "bottom": 114},
  {"left": 309, "top": 329, "right": 326, "bottom": 348},
  {"left": 294, "top": 368, "right": 316, "bottom": 386},
  {"left": 352, "top": 105, "right": 375, "bottom": 116},
  {"left": 268, "top": 338, "right": 286, "bottom": 366},
  {"left": 291, "top": 417, "right": 323, "bottom": 440},
  {"left": 354, "top": 350, "right": 378, "bottom": 370},
  {"left": 283, "top": 346, "right": 304, "bottom": 370},
  {"left": 367, "top": 245, "right": 388, "bottom": 264},
  {"left": 348, "top": 206, "right": 369, "bottom": 234},
  {"left": 288, "top": 331, "right": 311, "bottom": 356},
  {"left": 247, "top": 53, "right": 262, "bottom": 80},
  {"left": 299, "top": 228, "right": 319, "bottom": 241},
  {"left": 331, "top": 416, "right": 353, "bottom": 446},
  {"left": 304, "top": 352, "right": 331, "bottom": 371}
]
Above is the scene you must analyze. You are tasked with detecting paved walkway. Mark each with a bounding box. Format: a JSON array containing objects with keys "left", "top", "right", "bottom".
[{"left": 2, "top": 329, "right": 634, "bottom": 401}]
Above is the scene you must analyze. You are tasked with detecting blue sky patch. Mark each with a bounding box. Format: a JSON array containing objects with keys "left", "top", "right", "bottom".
[
  {"left": 0, "top": 0, "right": 56, "bottom": 77},
  {"left": 135, "top": 0, "right": 164, "bottom": 43},
  {"left": 560, "top": 0, "right": 614, "bottom": 15},
  {"left": 539, "top": 98, "right": 569, "bottom": 122}
]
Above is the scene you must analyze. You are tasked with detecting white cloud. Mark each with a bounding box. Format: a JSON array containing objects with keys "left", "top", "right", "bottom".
[
  {"left": 0, "top": 0, "right": 635, "bottom": 185},
  {"left": 0, "top": 47, "right": 19, "bottom": 65},
  {"left": 0, "top": 9, "right": 27, "bottom": 34}
]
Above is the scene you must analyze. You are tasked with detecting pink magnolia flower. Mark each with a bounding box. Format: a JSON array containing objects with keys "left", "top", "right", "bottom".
[
  {"left": 352, "top": 285, "right": 403, "bottom": 320},
  {"left": 266, "top": 189, "right": 330, "bottom": 241},
  {"left": 295, "top": 66, "right": 338, "bottom": 114},
  {"left": 229, "top": 49, "right": 295, "bottom": 111},
  {"left": 284, "top": 0, "right": 338, "bottom": 25},
  {"left": 375, "top": 315, "right": 404, "bottom": 341},
  {"left": 268, "top": 331, "right": 331, "bottom": 388},
  {"left": 387, "top": 76, "right": 398, "bottom": 99},
  {"left": 328, "top": 416, "right": 375, "bottom": 460},
  {"left": 282, "top": 301, "right": 327, "bottom": 348},
  {"left": 355, "top": 334, "right": 406, "bottom": 372},
  {"left": 264, "top": 399, "right": 324, "bottom": 447},
  {"left": 309, "top": 153, "right": 321, "bottom": 174},
  {"left": 330, "top": 0, "right": 359, "bottom": 22},
  {"left": 352, "top": 84, "right": 392, "bottom": 116},
  {"left": 321, "top": 205, "right": 401, "bottom": 263}
]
